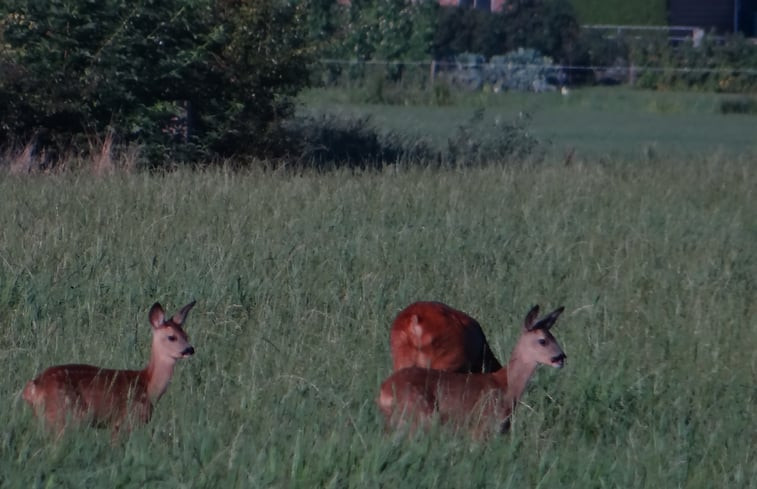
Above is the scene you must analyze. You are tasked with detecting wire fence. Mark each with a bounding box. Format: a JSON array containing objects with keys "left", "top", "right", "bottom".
[
  {"left": 581, "top": 24, "right": 708, "bottom": 43},
  {"left": 314, "top": 57, "right": 757, "bottom": 93},
  {"left": 319, "top": 58, "right": 757, "bottom": 76}
]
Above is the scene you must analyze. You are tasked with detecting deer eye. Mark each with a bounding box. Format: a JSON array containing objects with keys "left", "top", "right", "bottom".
[
  {"left": 538, "top": 338, "right": 547, "bottom": 346},
  {"left": 167, "top": 335, "right": 178, "bottom": 342}
]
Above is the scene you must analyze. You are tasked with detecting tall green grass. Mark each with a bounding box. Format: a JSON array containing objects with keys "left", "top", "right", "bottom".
[{"left": 1, "top": 155, "right": 755, "bottom": 488}]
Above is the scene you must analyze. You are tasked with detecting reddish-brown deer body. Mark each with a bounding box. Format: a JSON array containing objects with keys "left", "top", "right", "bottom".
[
  {"left": 379, "top": 305, "right": 566, "bottom": 437},
  {"left": 389, "top": 301, "right": 501, "bottom": 374},
  {"left": 23, "top": 301, "right": 196, "bottom": 436}
]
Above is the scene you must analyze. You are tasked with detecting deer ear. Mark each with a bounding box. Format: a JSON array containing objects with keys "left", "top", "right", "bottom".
[
  {"left": 534, "top": 306, "right": 565, "bottom": 330},
  {"left": 172, "top": 300, "right": 196, "bottom": 326},
  {"left": 523, "top": 305, "right": 540, "bottom": 331},
  {"left": 149, "top": 302, "right": 165, "bottom": 329}
]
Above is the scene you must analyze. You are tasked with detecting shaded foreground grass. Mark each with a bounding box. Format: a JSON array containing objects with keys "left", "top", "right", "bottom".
[{"left": 0, "top": 155, "right": 755, "bottom": 488}]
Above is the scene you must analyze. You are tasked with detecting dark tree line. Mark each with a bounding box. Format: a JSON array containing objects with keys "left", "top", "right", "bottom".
[{"left": 0, "top": 0, "right": 313, "bottom": 163}]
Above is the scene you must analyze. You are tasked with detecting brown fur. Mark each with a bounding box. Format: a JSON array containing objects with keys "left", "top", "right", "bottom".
[
  {"left": 389, "top": 301, "right": 501, "bottom": 374},
  {"left": 23, "top": 365, "right": 152, "bottom": 431},
  {"left": 23, "top": 301, "right": 196, "bottom": 438},
  {"left": 380, "top": 305, "right": 566, "bottom": 438}
]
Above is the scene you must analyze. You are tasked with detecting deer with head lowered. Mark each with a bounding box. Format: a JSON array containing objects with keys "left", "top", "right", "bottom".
[
  {"left": 22, "top": 301, "right": 196, "bottom": 437},
  {"left": 379, "top": 305, "right": 566, "bottom": 437},
  {"left": 390, "top": 301, "right": 501, "bottom": 374}
]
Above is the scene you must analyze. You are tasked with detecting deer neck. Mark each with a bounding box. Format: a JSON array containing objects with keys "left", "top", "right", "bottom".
[
  {"left": 501, "top": 346, "right": 539, "bottom": 405},
  {"left": 143, "top": 349, "right": 178, "bottom": 403}
]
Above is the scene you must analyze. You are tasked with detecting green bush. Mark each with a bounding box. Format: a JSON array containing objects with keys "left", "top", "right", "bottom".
[
  {"left": 276, "top": 109, "right": 540, "bottom": 169},
  {"left": 569, "top": 29, "right": 632, "bottom": 85},
  {"left": 630, "top": 35, "right": 757, "bottom": 93},
  {"left": 443, "top": 108, "right": 540, "bottom": 166},
  {"left": 569, "top": 0, "right": 666, "bottom": 25},
  {"left": 719, "top": 96, "right": 757, "bottom": 114},
  {"left": 432, "top": 0, "right": 580, "bottom": 63},
  {"left": 568, "top": 28, "right": 757, "bottom": 93},
  {"left": 0, "top": 0, "right": 313, "bottom": 165},
  {"left": 284, "top": 114, "right": 434, "bottom": 168}
]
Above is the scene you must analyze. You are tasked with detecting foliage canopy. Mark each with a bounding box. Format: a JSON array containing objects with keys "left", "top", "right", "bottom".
[{"left": 0, "top": 0, "right": 313, "bottom": 163}]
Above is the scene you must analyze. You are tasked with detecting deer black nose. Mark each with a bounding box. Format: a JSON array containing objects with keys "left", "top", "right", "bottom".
[
  {"left": 551, "top": 353, "right": 566, "bottom": 367},
  {"left": 182, "top": 346, "right": 195, "bottom": 357}
]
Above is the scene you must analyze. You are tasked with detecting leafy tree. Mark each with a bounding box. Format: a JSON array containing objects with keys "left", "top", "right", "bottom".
[
  {"left": 338, "top": 0, "right": 437, "bottom": 61},
  {"left": 301, "top": 0, "right": 354, "bottom": 70},
  {"left": 501, "top": 0, "right": 580, "bottom": 63},
  {"left": 432, "top": 0, "right": 580, "bottom": 62},
  {"left": 0, "top": 0, "right": 313, "bottom": 163},
  {"left": 433, "top": 7, "right": 506, "bottom": 59}
]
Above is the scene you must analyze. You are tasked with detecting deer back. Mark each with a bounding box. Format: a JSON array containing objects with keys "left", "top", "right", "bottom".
[
  {"left": 23, "top": 365, "right": 151, "bottom": 430},
  {"left": 389, "top": 301, "right": 501, "bottom": 373},
  {"left": 379, "top": 305, "right": 567, "bottom": 437}
]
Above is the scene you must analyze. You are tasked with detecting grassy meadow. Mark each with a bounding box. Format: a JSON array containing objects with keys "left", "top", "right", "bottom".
[
  {"left": 1, "top": 153, "right": 755, "bottom": 488},
  {"left": 1, "top": 85, "right": 757, "bottom": 487}
]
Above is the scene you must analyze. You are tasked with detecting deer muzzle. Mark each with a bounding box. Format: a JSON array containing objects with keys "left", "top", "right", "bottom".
[{"left": 551, "top": 353, "right": 566, "bottom": 368}]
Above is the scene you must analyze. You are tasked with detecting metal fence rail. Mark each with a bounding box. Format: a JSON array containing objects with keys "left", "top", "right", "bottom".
[
  {"left": 314, "top": 57, "right": 757, "bottom": 94},
  {"left": 318, "top": 58, "right": 757, "bottom": 77}
]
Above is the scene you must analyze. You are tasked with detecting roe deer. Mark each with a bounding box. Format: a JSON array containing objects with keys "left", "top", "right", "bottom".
[
  {"left": 390, "top": 301, "right": 501, "bottom": 374},
  {"left": 22, "top": 301, "right": 196, "bottom": 437},
  {"left": 379, "top": 305, "right": 565, "bottom": 437}
]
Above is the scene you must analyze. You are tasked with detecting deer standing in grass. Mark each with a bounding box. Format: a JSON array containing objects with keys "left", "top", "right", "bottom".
[
  {"left": 22, "top": 301, "right": 196, "bottom": 437},
  {"left": 379, "top": 305, "right": 566, "bottom": 437},
  {"left": 390, "top": 301, "right": 501, "bottom": 374}
]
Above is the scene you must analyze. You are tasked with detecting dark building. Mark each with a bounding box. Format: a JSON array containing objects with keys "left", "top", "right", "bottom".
[{"left": 669, "top": 0, "right": 757, "bottom": 36}]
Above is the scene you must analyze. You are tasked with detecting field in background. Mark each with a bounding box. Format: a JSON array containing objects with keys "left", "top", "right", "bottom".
[
  {"left": 1, "top": 153, "right": 755, "bottom": 487},
  {"left": 301, "top": 87, "right": 757, "bottom": 159}
]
